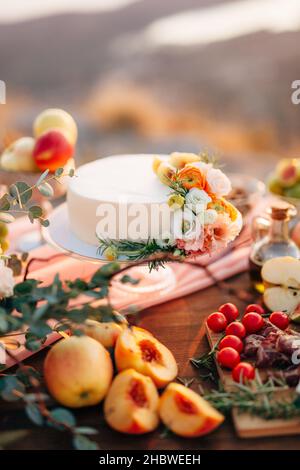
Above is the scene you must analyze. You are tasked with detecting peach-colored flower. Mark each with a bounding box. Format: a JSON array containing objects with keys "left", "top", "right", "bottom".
[
  {"left": 213, "top": 213, "right": 240, "bottom": 244},
  {"left": 206, "top": 167, "right": 231, "bottom": 197}
]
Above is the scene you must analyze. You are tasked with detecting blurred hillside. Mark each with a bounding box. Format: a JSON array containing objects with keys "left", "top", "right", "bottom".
[{"left": 0, "top": 0, "right": 300, "bottom": 172}]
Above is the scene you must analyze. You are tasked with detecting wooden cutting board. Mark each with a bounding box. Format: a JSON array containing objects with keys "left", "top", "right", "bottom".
[{"left": 206, "top": 325, "right": 300, "bottom": 438}]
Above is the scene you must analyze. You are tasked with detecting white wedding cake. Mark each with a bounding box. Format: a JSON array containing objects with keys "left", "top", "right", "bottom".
[
  {"left": 67, "top": 154, "right": 170, "bottom": 246},
  {"left": 67, "top": 152, "right": 242, "bottom": 262}
]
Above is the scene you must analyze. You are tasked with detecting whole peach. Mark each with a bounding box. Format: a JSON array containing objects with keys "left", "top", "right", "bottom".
[
  {"left": 34, "top": 108, "right": 77, "bottom": 145},
  {"left": 33, "top": 129, "right": 74, "bottom": 171},
  {"left": 44, "top": 335, "right": 113, "bottom": 408}
]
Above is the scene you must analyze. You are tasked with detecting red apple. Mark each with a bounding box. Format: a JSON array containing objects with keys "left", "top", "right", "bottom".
[{"left": 33, "top": 129, "right": 74, "bottom": 172}]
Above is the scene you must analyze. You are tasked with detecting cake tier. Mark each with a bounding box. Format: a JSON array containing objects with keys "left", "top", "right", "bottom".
[{"left": 67, "top": 154, "right": 171, "bottom": 246}]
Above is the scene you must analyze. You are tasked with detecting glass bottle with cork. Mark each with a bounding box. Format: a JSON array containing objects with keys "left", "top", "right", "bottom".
[{"left": 249, "top": 201, "right": 299, "bottom": 292}]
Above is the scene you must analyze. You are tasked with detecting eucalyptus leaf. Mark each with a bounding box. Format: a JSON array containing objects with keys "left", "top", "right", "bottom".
[
  {"left": 36, "top": 169, "right": 49, "bottom": 187},
  {"left": 0, "top": 212, "right": 15, "bottom": 224},
  {"left": 55, "top": 167, "right": 64, "bottom": 177},
  {"left": 14, "top": 279, "right": 39, "bottom": 295},
  {"left": 49, "top": 408, "right": 76, "bottom": 430},
  {"left": 120, "top": 274, "right": 139, "bottom": 285},
  {"left": 0, "top": 194, "right": 10, "bottom": 211},
  {"left": 29, "top": 322, "right": 52, "bottom": 338},
  {"left": 40, "top": 218, "right": 50, "bottom": 227},
  {"left": 9, "top": 182, "right": 32, "bottom": 205},
  {"left": 73, "top": 434, "right": 99, "bottom": 450},
  {"left": 28, "top": 206, "right": 43, "bottom": 219},
  {"left": 1, "top": 376, "right": 25, "bottom": 402},
  {"left": 37, "top": 182, "right": 54, "bottom": 198},
  {"left": 0, "top": 314, "right": 8, "bottom": 333},
  {"left": 74, "top": 427, "right": 98, "bottom": 436},
  {"left": 25, "top": 337, "right": 42, "bottom": 351},
  {"left": 16, "top": 366, "right": 41, "bottom": 387},
  {"left": 25, "top": 403, "right": 44, "bottom": 426}
]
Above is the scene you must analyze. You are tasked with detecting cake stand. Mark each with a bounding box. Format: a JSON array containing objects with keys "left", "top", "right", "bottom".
[{"left": 42, "top": 203, "right": 177, "bottom": 294}]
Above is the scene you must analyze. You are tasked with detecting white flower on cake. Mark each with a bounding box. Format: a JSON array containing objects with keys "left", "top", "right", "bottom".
[
  {"left": 206, "top": 167, "right": 232, "bottom": 197},
  {"left": 0, "top": 260, "right": 15, "bottom": 299},
  {"left": 185, "top": 188, "right": 211, "bottom": 214},
  {"left": 204, "top": 209, "right": 218, "bottom": 225},
  {"left": 174, "top": 208, "right": 203, "bottom": 241}
]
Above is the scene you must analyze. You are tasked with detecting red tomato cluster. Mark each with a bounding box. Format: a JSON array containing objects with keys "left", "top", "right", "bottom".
[{"left": 206, "top": 302, "right": 291, "bottom": 384}]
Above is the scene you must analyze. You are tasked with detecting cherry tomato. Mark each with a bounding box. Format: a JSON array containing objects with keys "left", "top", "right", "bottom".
[
  {"left": 219, "top": 335, "right": 244, "bottom": 353},
  {"left": 218, "top": 303, "right": 239, "bottom": 323},
  {"left": 232, "top": 362, "right": 255, "bottom": 383},
  {"left": 242, "top": 312, "right": 264, "bottom": 333},
  {"left": 207, "top": 312, "right": 228, "bottom": 333},
  {"left": 217, "top": 347, "right": 240, "bottom": 369},
  {"left": 269, "top": 311, "right": 289, "bottom": 330},
  {"left": 245, "top": 304, "right": 265, "bottom": 315},
  {"left": 225, "top": 321, "right": 246, "bottom": 339}
]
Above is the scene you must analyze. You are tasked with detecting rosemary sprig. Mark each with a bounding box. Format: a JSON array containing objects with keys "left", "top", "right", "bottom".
[
  {"left": 190, "top": 335, "right": 224, "bottom": 382},
  {"left": 205, "top": 377, "right": 300, "bottom": 420},
  {"left": 97, "top": 238, "right": 184, "bottom": 271},
  {"left": 167, "top": 175, "right": 188, "bottom": 197}
]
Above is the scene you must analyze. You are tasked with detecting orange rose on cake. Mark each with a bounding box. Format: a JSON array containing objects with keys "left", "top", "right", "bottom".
[{"left": 177, "top": 165, "right": 208, "bottom": 191}]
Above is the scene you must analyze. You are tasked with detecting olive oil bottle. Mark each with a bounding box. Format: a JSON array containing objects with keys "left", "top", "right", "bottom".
[{"left": 249, "top": 201, "right": 299, "bottom": 293}]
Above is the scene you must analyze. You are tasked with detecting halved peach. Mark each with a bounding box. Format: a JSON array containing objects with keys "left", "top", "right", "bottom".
[
  {"left": 82, "top": 319, "right": 126, "bottom": 348},
  {"left": 114, "top": 327, "right": 178, "bottom": 388},
  {"left": 159, "top": 383, "right": 224, "bottom": 437},
  {"left": 104, "top": 369, "right": 159, "bottom": 434}
]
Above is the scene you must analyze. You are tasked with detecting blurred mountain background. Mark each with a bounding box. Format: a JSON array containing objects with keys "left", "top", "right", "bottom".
[{"left": 1, "top": 0, "right": 300, "bottom": 173}]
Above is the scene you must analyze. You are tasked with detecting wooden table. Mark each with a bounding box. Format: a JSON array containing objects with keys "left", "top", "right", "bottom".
[{"left": 1, "top": 271, "right": 300, "bottom": 450}]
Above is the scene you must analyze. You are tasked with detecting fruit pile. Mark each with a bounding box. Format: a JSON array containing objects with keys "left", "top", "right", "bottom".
[
  {"left": 0, "top": 108, "right": 77, "bottom": 173},
  {"left": 44, "top": 321, "right": 224, "bottom": 437},
  {"left": 268, "top": 158, "right": 300, "bottom": 199},
  {"left": 206, "top": 303, "right": 290, "bottom": 383}
]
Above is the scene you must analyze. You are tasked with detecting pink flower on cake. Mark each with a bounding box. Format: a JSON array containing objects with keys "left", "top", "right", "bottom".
[
  {"left": 176, "top": 237, "right": 204, "bottom": 253},
  {"left": 206, "top": 168, "right": 231, "bottom": 197},
  {"left": 213, "top": 213, "right": 240, "bottom": 245}
]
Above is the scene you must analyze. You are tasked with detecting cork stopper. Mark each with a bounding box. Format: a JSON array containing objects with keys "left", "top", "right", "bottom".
[{"left": 270, "top": 201, "right": 296, "bottom": 220}]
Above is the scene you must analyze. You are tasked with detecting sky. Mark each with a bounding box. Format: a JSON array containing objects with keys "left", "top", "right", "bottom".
[
  {"left": 144, "top": 0, "right": 300, "bottom": 47},
  {"left": 0, "top": 0, "right": 299, "bottom": 47},
  {"left": 0, "top": 0, "right": 139, "bottom": 22}
]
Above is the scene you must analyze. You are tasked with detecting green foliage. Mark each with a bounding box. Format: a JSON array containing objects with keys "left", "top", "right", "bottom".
[
  {"left": 73, "top": 434, "right": 99, "bottom": 450},
  {"left": 97, "top": 238, "right": 184, "bottom": 271},
  {"left": 0, "top": 261, "right": 135, "bottom": 449},
  {"left": 0, "top": 167, "right": 74, "bottom": 227}
]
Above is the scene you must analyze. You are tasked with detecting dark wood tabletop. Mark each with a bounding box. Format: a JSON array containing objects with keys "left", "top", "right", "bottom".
[{"left": 1, "top": 270, "right": 300, "bottom": 451}]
